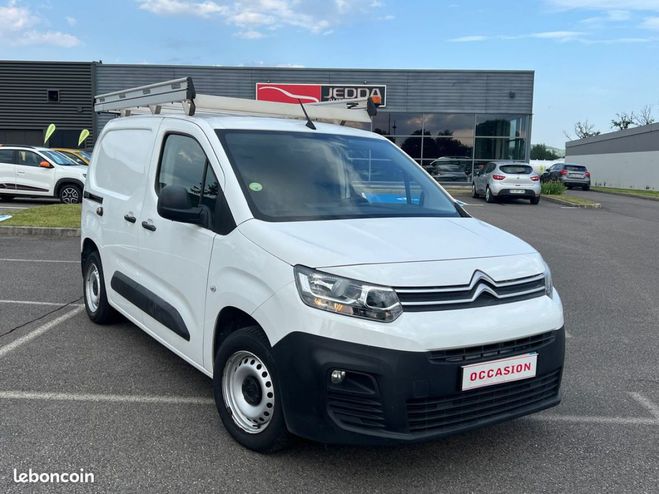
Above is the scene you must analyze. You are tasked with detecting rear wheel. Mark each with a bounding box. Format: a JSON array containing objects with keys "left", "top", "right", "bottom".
[
  {"left": 530, "top": 196, "right": 540, "bottom": 205},
  {"left": 59, "top": 184, "right": 82, "bottom": 204},
  {"left": 214, "top": 326, "right": 290, "bottom": 453},
  {"left": 582, "top": 185, "right": 590, "bottom": 191},
  {"left": 485, "top": 186, "right": 496, "bottom": 203},
  {"left": 82, "top": 250, "right": 118, "bottom": 324}
]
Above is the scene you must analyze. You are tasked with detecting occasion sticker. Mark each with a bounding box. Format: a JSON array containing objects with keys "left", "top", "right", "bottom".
[{"left": 249, "top": 182, "right": 263, "bottom": 192}]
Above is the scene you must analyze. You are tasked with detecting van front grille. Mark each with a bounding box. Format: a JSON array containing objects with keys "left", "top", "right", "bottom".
[
  {"left": 428, "top": 331, "right": 556, "bottom": 364},
  {"left": 394, "top": 271, "right": 546, "bottom": 312},
  {"left": 407, "top": 369, "right": 561, "bottom": 433}
]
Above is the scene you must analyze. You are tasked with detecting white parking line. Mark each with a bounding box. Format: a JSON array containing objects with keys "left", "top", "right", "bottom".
[
  {"left": 0, "top": 390, "right": 656, "bottom": 427},
  {"left": 0, "top": 306, "right": 83, "bottom": 359},
  {"left": 0, "top": 258, "right": 79, "bottom": 264},
  {"left": 0, "top": 390, "right": 215, "bottom": 405},
  {"left": 0, "top": 300, "right": 83, "bottom": 307},
  {"left": 629, "top": 392, "right": 659, "bottom": 420},
  {"left": 530, "top": 414, "right": 657, "bottom": 426}
]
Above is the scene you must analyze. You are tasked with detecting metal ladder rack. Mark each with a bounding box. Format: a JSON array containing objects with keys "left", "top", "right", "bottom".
[{"left": 94, "top": 77, "right": 376, "bottom": 124}]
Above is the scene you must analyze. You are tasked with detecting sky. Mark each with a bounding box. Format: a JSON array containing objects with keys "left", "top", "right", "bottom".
[{"left": 1, "top": 0, "right": 659, "bottom": 148}]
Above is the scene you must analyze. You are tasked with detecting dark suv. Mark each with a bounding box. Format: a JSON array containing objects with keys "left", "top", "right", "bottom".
[{"left": 541, "top": 163, "right": 591, "bottom": 190}]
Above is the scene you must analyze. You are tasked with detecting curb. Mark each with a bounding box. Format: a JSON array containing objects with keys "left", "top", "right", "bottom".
[
  {"left": 591, "top": 189, "right": 659, "bottom": 202},
  {"left": 542, "top": 195, "right": 601, "bottom": 208},
  {"left": 0, "top": 226, "right": 81, "bottom": 237}
]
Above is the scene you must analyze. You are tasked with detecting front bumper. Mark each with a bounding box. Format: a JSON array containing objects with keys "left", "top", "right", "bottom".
[{"left": 272, "top": 327, "right": 564, "bottom": 445}]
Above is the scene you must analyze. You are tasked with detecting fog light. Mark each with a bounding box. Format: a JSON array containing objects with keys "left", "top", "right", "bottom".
[{"left": 330, "top": 370, "right": 346, "bottom": 384}]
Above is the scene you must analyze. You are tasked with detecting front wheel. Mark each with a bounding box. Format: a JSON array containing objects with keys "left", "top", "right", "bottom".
[
  {"left": 213, "top": 326, "right": 290, "bottom": 453},
  {"left": 59, "top": 184, "right": 82, "bottom": 204}
]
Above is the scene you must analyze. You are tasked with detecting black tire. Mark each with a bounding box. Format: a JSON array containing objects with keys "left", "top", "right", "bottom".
[
  {"left": 530, "top": 196, "right": 540, "bottom": 205},
  {"left": 582, "top": 185, "right": 590, "bottom": 191},
  {"left": 59, "top": 183, "right": 82, "bottom": 204},
  {"left": 213, "top": 326, "right": 290, "bottom": 453},
  {"left": 0, "top": 194, "right": 15, "bottom": 201},
  {"left": 485, "top": 186, "right": 496, "bottom": 203},
  {"left": 82, "top": 250, "right": 118, "bottom": 324}
]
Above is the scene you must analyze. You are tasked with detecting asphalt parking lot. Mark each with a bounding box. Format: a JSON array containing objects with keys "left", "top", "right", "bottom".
[{"left": 1, "top": 192, "right": 657, "bottom": 493}]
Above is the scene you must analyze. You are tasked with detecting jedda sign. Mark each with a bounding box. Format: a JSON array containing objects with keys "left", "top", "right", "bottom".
[{"left": 256, "top": 83, "right": 387, "bottom": 107}]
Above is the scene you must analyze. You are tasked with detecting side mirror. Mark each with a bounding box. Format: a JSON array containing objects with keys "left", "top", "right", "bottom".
[
  {"left": 39, "top": 160, "right": 53, "bottom": 168},
  {"left": 157, "top": 185, "right": 204, "bottom": 225}
]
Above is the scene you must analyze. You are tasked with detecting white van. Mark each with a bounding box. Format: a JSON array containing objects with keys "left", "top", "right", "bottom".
[{"left": 81, "top": 79, "right": 565, "bottom": 452}]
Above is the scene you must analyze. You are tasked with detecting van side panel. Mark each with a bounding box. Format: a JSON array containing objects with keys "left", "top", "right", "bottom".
[{"left": 82, "top": 120, "right": 159, "bottom": 324}]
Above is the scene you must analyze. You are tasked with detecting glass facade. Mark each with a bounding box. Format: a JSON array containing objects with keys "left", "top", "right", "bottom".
[{"left": 349, "top": 112, "right": 530, "bottom": 183}]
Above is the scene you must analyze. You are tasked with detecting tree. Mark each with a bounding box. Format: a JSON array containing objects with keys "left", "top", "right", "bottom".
[
  {"left": 530, "top": 144, "right": 560, "bottom": 160},
  {"left": 611, "top": 112, "right": 635, "bottom": 130},
  {"left": 633, "top": 105, "right": 655, "bottom": 126},
  {"left": 564, "top": 120, "right": 601, "bottom": 140}
]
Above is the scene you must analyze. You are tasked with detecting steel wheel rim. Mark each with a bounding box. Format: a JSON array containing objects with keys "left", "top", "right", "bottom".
[
  {"left": 222, "top": 350, "right": 275, "bottom": 434},
  {"left": 85, "top": 263, "right": 100, "bottom": 313},
  {"left": 61, "top": 187, "right": 79, "bottom": 204}
]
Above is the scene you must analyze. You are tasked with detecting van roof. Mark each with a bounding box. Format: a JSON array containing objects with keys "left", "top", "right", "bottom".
[{"left": 110, "top": 112, "right": 381, "bottom": 138}]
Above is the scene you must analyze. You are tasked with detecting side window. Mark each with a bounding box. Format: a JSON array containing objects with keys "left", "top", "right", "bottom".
[
  {"left": 157, "top": 133, "right": 228, "bottom": 232},
  {"left": 17, "top": 151, "right": 42, "bottom": 167},
  {"left": 485, "top": 163, "right": 495, "bottom": 174},
  {"left": 0, "top": 149, "right": 16, "bottom": 164}
]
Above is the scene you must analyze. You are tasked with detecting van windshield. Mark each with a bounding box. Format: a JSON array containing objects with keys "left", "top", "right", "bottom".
[{"left": 218, "top": 130, "right": 461, "bottom": 222}]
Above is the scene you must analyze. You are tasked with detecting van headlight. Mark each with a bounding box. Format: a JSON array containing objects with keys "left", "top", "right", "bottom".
[
  {"left": 294, "top": 266, "right": 402, "bottom": 322},
  {"left": 543, "top": 261, "right": 554, "bottom": 298}
]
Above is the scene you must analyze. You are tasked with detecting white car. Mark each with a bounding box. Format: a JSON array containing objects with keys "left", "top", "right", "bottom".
[
  {"left": 472, "top": 161, "right": 541, "bottom": 204},
  {"left": 81, "top": 79, "right": 565, "bottom": 452},
  {"left": 0, "top": 145, "right": 87, "bottom": 203}
]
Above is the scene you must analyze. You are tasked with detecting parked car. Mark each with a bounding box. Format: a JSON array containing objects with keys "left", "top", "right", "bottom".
[
  {"left": 53, "top": 148, "right": 92, "bottom": 166},
  {"left": 82, "top": 79, "right": 564, "bottom": 452},
  {"left": 0, "top": 145, "right": 87, "bottom": 203},
  {"left": 541, "top": 163, "right": 591, "bottom": 190},
  {"left": 428, "top": 157, "right": 471, "bottom": 182},
  {"left": 472, "top": 161, "right": 541, "bottom": 204}
]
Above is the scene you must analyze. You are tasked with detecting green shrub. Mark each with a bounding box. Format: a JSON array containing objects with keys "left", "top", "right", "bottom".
[{"left": 541, "top": 181, "right": 566, "bottom": 195}]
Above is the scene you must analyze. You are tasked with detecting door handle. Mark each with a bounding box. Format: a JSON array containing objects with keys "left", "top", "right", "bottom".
[
  {"left": 141, "top": 220, "right": 156, "bottom": 232},
  {"left": 123, "top": 214, "right": 136, "bottom": 223}
]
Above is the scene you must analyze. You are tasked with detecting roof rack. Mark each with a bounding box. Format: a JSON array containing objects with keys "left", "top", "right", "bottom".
[{"left": 93, "top": 77, "right": 375, "bottom": 124}]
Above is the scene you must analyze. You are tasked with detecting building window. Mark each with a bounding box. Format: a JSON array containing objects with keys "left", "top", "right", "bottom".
[
  {"left": 474, "top": 137, "right": 526, "bottom": 160},
  {"left": 47, "top": 89, "right": 60, "bottom": 103},
  {"left": 475, "top": 114, "right": 527, "bottom": 138}
]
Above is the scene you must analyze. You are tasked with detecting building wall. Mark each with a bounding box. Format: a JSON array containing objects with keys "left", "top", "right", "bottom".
[
  {"left": 0, "top": 61, "right": 94, "bottom": 147},
  {"left": 95, "top": 64, "right": 534, "bottom": 179},
  {"left": 566, "top": 123, "right": 659, "bottom": 189}
]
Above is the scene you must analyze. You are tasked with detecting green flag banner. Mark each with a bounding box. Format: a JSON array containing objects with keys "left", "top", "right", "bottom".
[
  {"left": 78, "top": 129, "right": 90, "bottom": 147},
  {"left": 44, "top": 123, "right": 56, "bottom": 144}
]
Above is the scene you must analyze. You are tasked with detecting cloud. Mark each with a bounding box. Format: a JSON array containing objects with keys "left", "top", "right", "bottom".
[
  {"left": 448, "top": 35, "right": 488, "bottom": 42},
  {"left": 137, "top": 0, "right": 227, "bottom": 17},
  {"left": 641, "top": 16, "right": 659, "bottom": 29},
  {"left": 581, "top": 9, "right": 630, "bottom": 24},
  {"left": 0, "top": 1, "right": 80, "bottom": 47},
  {"left": 137, "top": 0, "right": 384, "bottom": 35},
  {"left": 235, "top": 29, "right": 264, "bottom": 39},
  {"left": 66, "top": 15, "right": 77, "bottom": 26},
  {"left": 447, "top": 30, "right": 655, "bottom": 44},
  {"left": 546, "top": 1, "right": 659, "bottom": 11}
]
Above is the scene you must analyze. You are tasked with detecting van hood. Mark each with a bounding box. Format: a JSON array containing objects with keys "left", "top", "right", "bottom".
[{"left": 238, "top": 217, "right": 537, "bottom": 268}]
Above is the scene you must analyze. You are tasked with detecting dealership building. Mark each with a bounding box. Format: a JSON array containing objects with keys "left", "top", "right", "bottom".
[{"left": 0, "top": 60, "right": 534, "bottom": 182}]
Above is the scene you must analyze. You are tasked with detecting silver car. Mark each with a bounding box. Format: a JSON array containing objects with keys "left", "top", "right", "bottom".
[{"left": 472, "top": 161, "right": 541, "bottom": 204}]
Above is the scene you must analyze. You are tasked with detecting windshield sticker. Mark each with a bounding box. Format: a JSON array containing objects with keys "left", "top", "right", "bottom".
[{"left": 249, "top": 182, "right": 263, "bottom": 192}]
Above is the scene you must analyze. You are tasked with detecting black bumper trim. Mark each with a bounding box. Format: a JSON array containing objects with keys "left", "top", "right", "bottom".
[{"left": 272, "top": 328, "right": 564, "bottom": 445}]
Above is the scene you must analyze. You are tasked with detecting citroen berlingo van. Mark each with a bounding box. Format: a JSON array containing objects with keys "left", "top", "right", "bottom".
[{"left": 81, "top": 79, "right": 565, "bottom": 452}]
